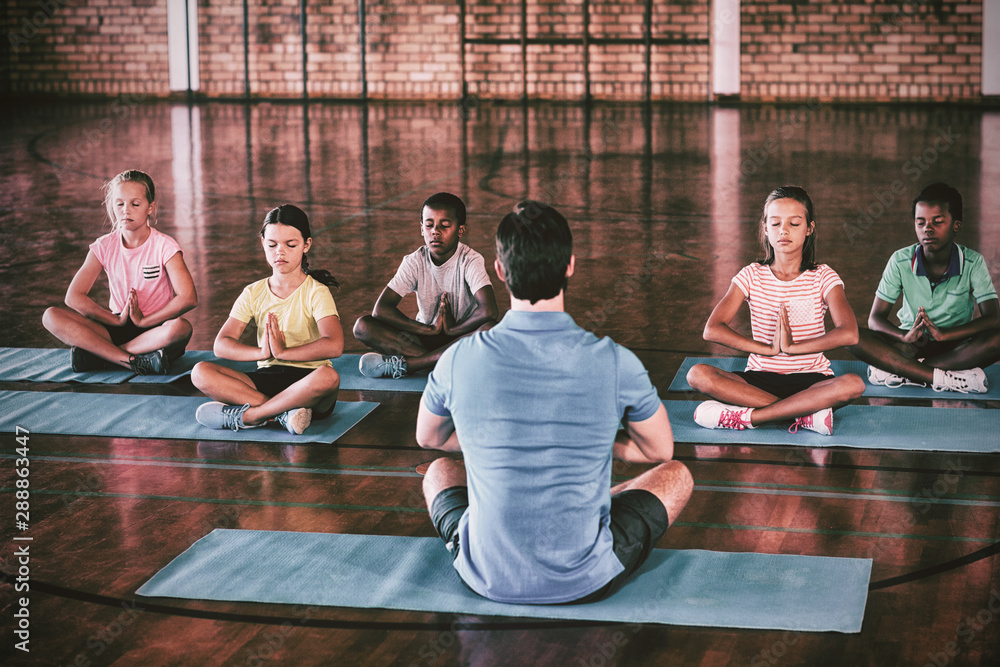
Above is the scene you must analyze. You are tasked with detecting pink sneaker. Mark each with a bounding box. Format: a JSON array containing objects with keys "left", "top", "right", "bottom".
[
  {"left": 789, "top": 407, "right": 833, "bottom": 436},
  {"left": 694, "top": 401, "right": 755, "bottom": 430}
]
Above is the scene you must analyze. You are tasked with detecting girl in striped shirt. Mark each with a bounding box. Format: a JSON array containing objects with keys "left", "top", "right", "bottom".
[{"left": 687, "top": 186, "right": 864, "bottom": 435}]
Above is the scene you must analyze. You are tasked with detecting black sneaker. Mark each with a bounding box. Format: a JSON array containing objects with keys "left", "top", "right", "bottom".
[
  {"left": 71, "top": 347, "right": 115, "bottom": 373},
  {"left": 129, "top": 349, "right": 169, "bottom": 375}
]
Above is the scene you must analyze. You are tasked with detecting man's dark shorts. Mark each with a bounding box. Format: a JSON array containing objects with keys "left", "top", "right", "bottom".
[{"left": 429, "top": 486, "right": 670, "bottom": 604}]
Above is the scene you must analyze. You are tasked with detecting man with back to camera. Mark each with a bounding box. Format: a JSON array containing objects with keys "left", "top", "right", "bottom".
[{"left": 416, "top": 200, "right": 693, "bottom": 604}]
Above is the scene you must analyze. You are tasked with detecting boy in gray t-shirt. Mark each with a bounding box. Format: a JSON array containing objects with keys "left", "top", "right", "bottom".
[{"left": 354, "top": 192, "right": 498, "bottom": 378}]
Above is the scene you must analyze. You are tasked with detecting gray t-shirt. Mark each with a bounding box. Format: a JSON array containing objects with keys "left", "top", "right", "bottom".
[
  {"left": 386, "top": 242, "right": 492, "bottom": 325},
  {"left": 423, "top": 310, "right": 663, "bottom": 603}
]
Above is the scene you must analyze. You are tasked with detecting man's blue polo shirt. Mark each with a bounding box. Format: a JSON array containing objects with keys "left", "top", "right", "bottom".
[
  {"left": 422, "top": 309, "right": 662, "bottom": 603},
  {"left": 875, "top": 243, "right": 998, "bottom": 330}
]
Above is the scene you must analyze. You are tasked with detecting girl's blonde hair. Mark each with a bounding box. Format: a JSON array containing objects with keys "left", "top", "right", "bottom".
[{"left": 103, "top": 170, "right": 156, "bottom": 230}]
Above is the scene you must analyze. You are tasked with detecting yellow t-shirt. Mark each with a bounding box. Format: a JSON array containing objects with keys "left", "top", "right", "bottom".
[{"left": 229, "top": 275, "right": 339, "bottom": 369}]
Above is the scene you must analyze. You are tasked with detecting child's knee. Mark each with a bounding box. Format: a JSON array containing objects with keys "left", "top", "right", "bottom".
[
  {"left": 190, "top": 361, "right": 214, "bottom": 390},
  {"left": 164, "top": 317, "right": 193, "bottom": 340},
  {"left": 41, "top": 306, "right": 64, "bottom": 332},
  {"left": 841, "top": 373, "right": 866, "bottom": 400},
  {"left": 353, "top": 316, "right": 374, "bottom": 341},
  {"left": 312, "top": 366, "right": 340, "bottom": 393},
  {"left": 686, "top": 364, "right": 709, "bottom": 391}
]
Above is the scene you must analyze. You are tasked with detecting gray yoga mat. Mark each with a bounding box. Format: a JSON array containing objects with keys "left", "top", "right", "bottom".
[
  {"left": 667, "top": 357, "right": 1000, "bottom": 400},
  {"left": 0, "top": 347, "right": 134, "bottom": 384},
  {"left": 0, "top": 390, "right": 378, "bottom": 445},
  {"left": 664, "top": 401, "right": 1000, "bottom": 452},
  {"left": 137, "top": 530, "right": 871, "bottom": 633},
  {"left": 132, "top": 352, "right": 429, "bottom": 392},
  {"left": 0, "top": 348, "right": 430, "bottom": 392}
]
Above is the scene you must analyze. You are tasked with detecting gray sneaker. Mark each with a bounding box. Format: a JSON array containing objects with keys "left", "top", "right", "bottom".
[
  {"left": 359, "top": 353, "right": 408, "bottom": 379},
  {"left": 129, "top": 349, "right": 168, "bottom": 375},
  {"left": 196, "top": 402, "right": 259, "bottom": 431},
  {"left": 275, "top": 407, "right": 312, "bottom": 435}
]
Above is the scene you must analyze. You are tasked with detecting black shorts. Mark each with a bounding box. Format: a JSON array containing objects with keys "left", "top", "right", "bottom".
[
  {"left": 246, "top": 365, "right": 335, "bottom": 420},
  {"left": 735, "top": 371, "right": 831, "bottom": 399},
  {"left": 106, "top": 320, "right": 187, "bottom": 360},
  {"left": 429, "top": 486, "right": 670, "bottom": 604},
  {"left": 107, "top": 319, "right": 151, "bottom": 346}
]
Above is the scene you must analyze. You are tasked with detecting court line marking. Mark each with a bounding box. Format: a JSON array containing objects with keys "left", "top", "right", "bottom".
[
  {"left": 6, "top": 454, "right": 1000, "bottom": 506},
  {"left": 2, "top": 488, "right": 995, "bottom": 544}
]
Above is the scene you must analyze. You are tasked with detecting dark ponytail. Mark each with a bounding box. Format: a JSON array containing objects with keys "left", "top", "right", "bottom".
[{"left": 260, "top": 204, "right": 339, "bottom": 289}]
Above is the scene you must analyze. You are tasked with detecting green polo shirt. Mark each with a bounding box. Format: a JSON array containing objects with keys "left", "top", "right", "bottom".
[{"left": 875, "top": 243, "right": 998, "bottom": 330}]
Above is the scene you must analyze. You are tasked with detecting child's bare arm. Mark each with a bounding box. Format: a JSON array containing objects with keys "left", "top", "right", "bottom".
[
  {"left": 919, "top": 299, "right": 1000, "bottom": 342},
  {"left": 868, "top": 296, "right": 924, "bottom": 344},
  {"left": 270, "top": 314, "right": 344, "bottom": 362},
  {"left": 371, "top": 286, "right": 436, "bottom": 335},
  {"left": 213, "top": 316, "right": 270, "bottom": 361},
  {"left": 64, "top": 251, "right": 125, "bottom": 326},
  {"left": 444, "top": 285, "right": 498, "bottom": 336},
  {"left": 703, "top": 283, "right": 775, "bottom": 356}
]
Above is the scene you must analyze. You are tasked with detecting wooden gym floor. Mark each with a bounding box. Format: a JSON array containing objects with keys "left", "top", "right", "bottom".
[{"left": 0, "top": 100, "right": 998, "bottom": 666}]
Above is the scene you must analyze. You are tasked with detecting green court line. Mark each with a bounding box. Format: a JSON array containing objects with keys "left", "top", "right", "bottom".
[
  {"left": 6, "top": 453, "right": 1000, "bottom": 505},
  {"left": 0, "top": 488, "right": 427, "bottom": 513},
  {"left": 0, "top": 451, "right": 416, "bottom": 473},
  {"left": 671, "top": 521, "right": 996, "bottom": 544},
  {"left": 693, "top": 478, "right": 1000, "bottom": 502},
  {"left": 1, "top": 488, "right": 994, "bottom": 544},
  {"left": 1, "top": 455, "right": 419, "bottom": 478}
]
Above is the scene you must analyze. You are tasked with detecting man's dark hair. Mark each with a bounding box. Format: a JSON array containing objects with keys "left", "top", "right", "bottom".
[
  {"left": 913, "top": 182, "right": 962, "bottom": 221},
  {"left": 495, "top": 200, "right": 572, "bottom": 304},
  {"left": 422, "top": 192, "right": 467, "bottom": 227}
]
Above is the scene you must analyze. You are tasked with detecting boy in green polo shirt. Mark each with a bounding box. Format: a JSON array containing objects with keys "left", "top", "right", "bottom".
[{"left": 848, "top": 183, "right": 1000, "bottom": 393}]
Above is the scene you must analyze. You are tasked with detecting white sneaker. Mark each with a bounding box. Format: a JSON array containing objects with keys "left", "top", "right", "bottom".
[
  {"left": 693, "top": 401, "right": 755, "bottom": 430},
  {"left": 867, "top": 365, "right": 925, "bottom": 388},
  {"left": 276, "top": 407, "right": 312, "bottom": 435},
  {"left": 789, "top": 408, "right": 833, "bottom": 436},
  {"left": 932, "top": 368, "right": 988, "bottom": 394}
]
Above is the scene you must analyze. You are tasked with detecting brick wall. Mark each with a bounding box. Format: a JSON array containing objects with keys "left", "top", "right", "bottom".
[
  {"left": 741, "top": 0, "right": 984, "bottom": 101},
  {"left": 1, "top": 0, "right": 988, "bottom": 102},
  {"left": 5, "top": 0, "right": 169, "bottom": 96}
]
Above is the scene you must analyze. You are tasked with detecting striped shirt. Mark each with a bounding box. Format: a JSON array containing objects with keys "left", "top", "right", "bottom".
[{"left": 732, "top": 263, "right": 844, "bottom": 375}]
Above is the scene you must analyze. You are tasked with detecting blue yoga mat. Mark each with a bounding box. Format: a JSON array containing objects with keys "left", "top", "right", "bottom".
[
  {"left": 667, "top": 357, "right": 1000, "bottom": 400},
  {"left": 0, "top": 348, "right": 430, "bottom": 392},
  {"left": 0, "top": 390, "right": 378, "bottom": 445},
  {"left": 137, "top": 530, "right": 871, "bottom": 632},
  {"left": 0, "top": 347, "right": 134, "bottom": 384},
  {"left": 128, "top": 350, "right": 256, "bottom": 384},
  {"left": 130, "top": 352, "right": 429, "bottom": 392},
  {"left": 664, "top": 400, "right": 1000, "bottom": 452}
]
